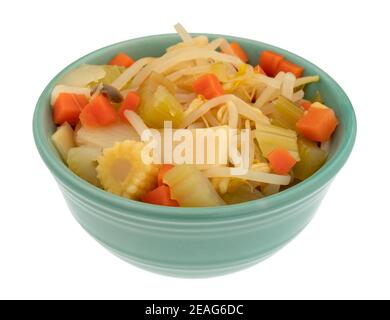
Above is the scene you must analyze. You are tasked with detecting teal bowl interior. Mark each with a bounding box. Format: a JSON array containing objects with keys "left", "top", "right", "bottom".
[{"left": 33, "top": 34, "right": 356, "bottom": 277}]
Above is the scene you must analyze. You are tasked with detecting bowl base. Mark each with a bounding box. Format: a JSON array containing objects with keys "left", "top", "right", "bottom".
[
  {"left": 96, "top": 237, "right": 279, "bottom": 278},
  {"left": 69, "top": 205, "right": 313, "bottom": 278}
]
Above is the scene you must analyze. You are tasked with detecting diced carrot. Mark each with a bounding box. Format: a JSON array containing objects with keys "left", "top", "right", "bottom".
[
  {"left": 258, "top": 50, "right": 305, "bottom": 78},
  {"left": 268, "top": 148, "right": 297, "bottom": 175},
  {"left": 109, "top": 52, "right": 135, "bottom": 68},
  {"left": 118, "top": 92, "right": 140, "bottom": 122},
  {"left": 230, "top": 42, "right": 249, "bottom": 63},
  {"left": 73, "top": 94, "right": 89, "bottom": 108},
  {"left": 276, "top": 59, "right": 304, "bottom": 78},
  {"left": 296, "top": 106, "right": 339, "bottom": 142},
  {"left": 299, "top": 99, "right": 312, "bottom": 111},
  {"left": 79, "top": 94, "right": 118, "bottom": 128},
  {"left": 253, "top": 65, "right": 266, "bottom": 75},
  {"left": 141, "top": 185, "right": 179, "bottom": 207},
  {"left": 53, "top": 93, "right": 88, "bottom": 125},
  {"left": 259, "top": 50, "right": 284, "bottom": 77},
  {"left": 157, "top": 164, "right": 174, "bottom": 186},
  {"left": 192, "top": 74, "right": 224, "bottom": 99}
]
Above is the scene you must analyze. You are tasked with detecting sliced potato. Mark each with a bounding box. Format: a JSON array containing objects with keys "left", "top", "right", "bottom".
[
  {"left": 76, "top": 123, "right": 139, "bottom": 149},
  {"left": 59, "top": 64, "right": 106, "bottom": 87},
  {"left": 67, "top": 146, "right": 102, "bottom": 186},
  {"left": 51, "top": 122, "right": 75, "bottom": 161}
]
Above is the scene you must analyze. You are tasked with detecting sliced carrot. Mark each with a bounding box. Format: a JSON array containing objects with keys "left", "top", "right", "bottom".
[
  {"left": 296, "top": 106, "right": 339, "bottom": 142},
  {"left": 193, "top": 74, "right": 224, "bottom": 99},
  {"left": 158, "top": 164, "right": 174, "bottom": 186},
  {"left": 141, "top": 185, "right": 179, "bottom": 207},
  {"left": 79, "top": 94, "right": 118, "bottom": 128},
  {"left": 53, "top": 93, "right": 88, "bottom": 125},
  {"left": 299, "top": 99, "right": 312, "bottom": 111},
  {"left": 253, "top": 65, "right": 266, "bottom": 75},
  {"left": 276, "top": 59, "right": 304, "bottom": 78},
  {"left": 268, "top": 148, "right": 297, "bottom": 175},
  {"left": 259, "top": 50, "right": 284, "bottom": 77},
  {"left": 118, "top": 92, "right": 140, "bottom": 122},
  {"left": 109, "top": 52, "right": 135, "bottom": 68},
  {"left": 230, "top": 42, "right": 249, "bottom": 63}
]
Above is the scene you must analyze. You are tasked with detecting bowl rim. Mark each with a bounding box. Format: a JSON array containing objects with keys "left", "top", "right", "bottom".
[{"left": 33, "top": 33, "right": 357, "bottom": 221}]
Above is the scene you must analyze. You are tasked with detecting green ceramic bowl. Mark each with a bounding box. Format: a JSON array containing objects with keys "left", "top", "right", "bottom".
[{"left": 33, "top": 34, "right": 356, "bottom": 277}]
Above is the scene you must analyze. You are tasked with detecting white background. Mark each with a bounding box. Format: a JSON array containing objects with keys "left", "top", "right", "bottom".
[{"left": 1, "top": 0, "right": 389, "bottom": 300}]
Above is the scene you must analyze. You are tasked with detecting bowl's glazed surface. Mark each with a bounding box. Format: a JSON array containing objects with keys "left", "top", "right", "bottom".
[{"left": 33, "top": 34, "right": 356, "bottom": 277}]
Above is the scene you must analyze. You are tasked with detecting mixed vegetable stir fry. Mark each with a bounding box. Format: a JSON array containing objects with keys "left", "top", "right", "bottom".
[{"left": 51, "top": 24, "right": 338, "bottom": 207}]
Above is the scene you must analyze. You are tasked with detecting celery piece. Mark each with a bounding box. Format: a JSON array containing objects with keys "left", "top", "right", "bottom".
[
  {"left": 254, "top": 123, "right": 299, "bottom": 160},
  {"left": 138, "top": 72, "right": 183, "bottom": 128},
  {"left": 260, "top": 183, "right": 280, "bottom": 196},
  {"left": 139, "top": 85, "right": 183, "bottom": 128},
  {"left": 269, "top": 96, "right": 304, "bottom": 130},
  {"left": 312, "top": 90, "right": 324, "bottom": 103},
  {"left": 101, "top": 65, "right": 125, "bottom": 84},
  {"left": 293, "top": 137, "right": 327, "bottom": 180},
  {"left": 221, "top": 184, "right": 263, "bottom": 204},
  {"left": 88, "top": 65, "right": 125, "bottom": 87},
  {"left": 164, "top": 165, "right": 225, "bottom": 207}
]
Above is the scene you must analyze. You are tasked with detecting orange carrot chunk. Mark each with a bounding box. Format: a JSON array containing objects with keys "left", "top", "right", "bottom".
[
  {"left": 157, "top": 164, "right": 174, "bottom": 186},
  {"left": 53, "top": 93, "right": 88, "bottom": 125},
  {"left": 109, "top": 52, "right": 135, "bottom": 68},
  {"left": 193, "top": 74, "right": 224, "bottom": 99},
  {"left": 73, "top": 94, "right": 89, "bottom": 109},
  {"left": 253, "top": 65, "right": 266, "bottom": 75},
  {"left": 118, "top": 92, "right": 140, "bottom": 122},
  {"left": 80, "top": 94, "right": 118, "bottom": 128},
  {"left": 142, "top": 185, "right": 179, "bottom": 207},
  {"left": 296, "top": 107, "right": 339, "bottom": 142},
  {"left": 230, "top": 42, "right": 249, "bottom": 63},
  {"left": 299, "top": 99, "right": 312, "bottom": 111},
  {"left": 276, "top": 59, "right": 304, "bottom": 78},
  {"left": 259, "top": 50, "right": 284, "bottom": 77},
  {"left": 268, "top": 148, "right": 297, "bottom": 175}
]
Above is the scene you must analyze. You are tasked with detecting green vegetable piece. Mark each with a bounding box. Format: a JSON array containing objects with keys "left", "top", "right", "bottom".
[
  {"left": 164, "top": 165, "right": 225, "bottom": 207},
  {"left": 312, "top": 90, "right": 323, "bottom": 103},
  {"left": 293, "top": 137, "right": 327, "bottom": 180},
  {"left": 88, "top": 65, "right": 125, "bottom": 87},
  {"left": 221, "top": 184, "right": 263, "bottom": 204},
  {"left": 254, "top": 123, "right": 300, "bottom": 160},
  {"left": 101, "top": 65, "right": 125, "bottom": 84},
  {"left": 269, "top": 96, "right": 304, "bottom": 130},
  {"left": 138, "top": 72, "right": 183, "bottom": 128}
]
